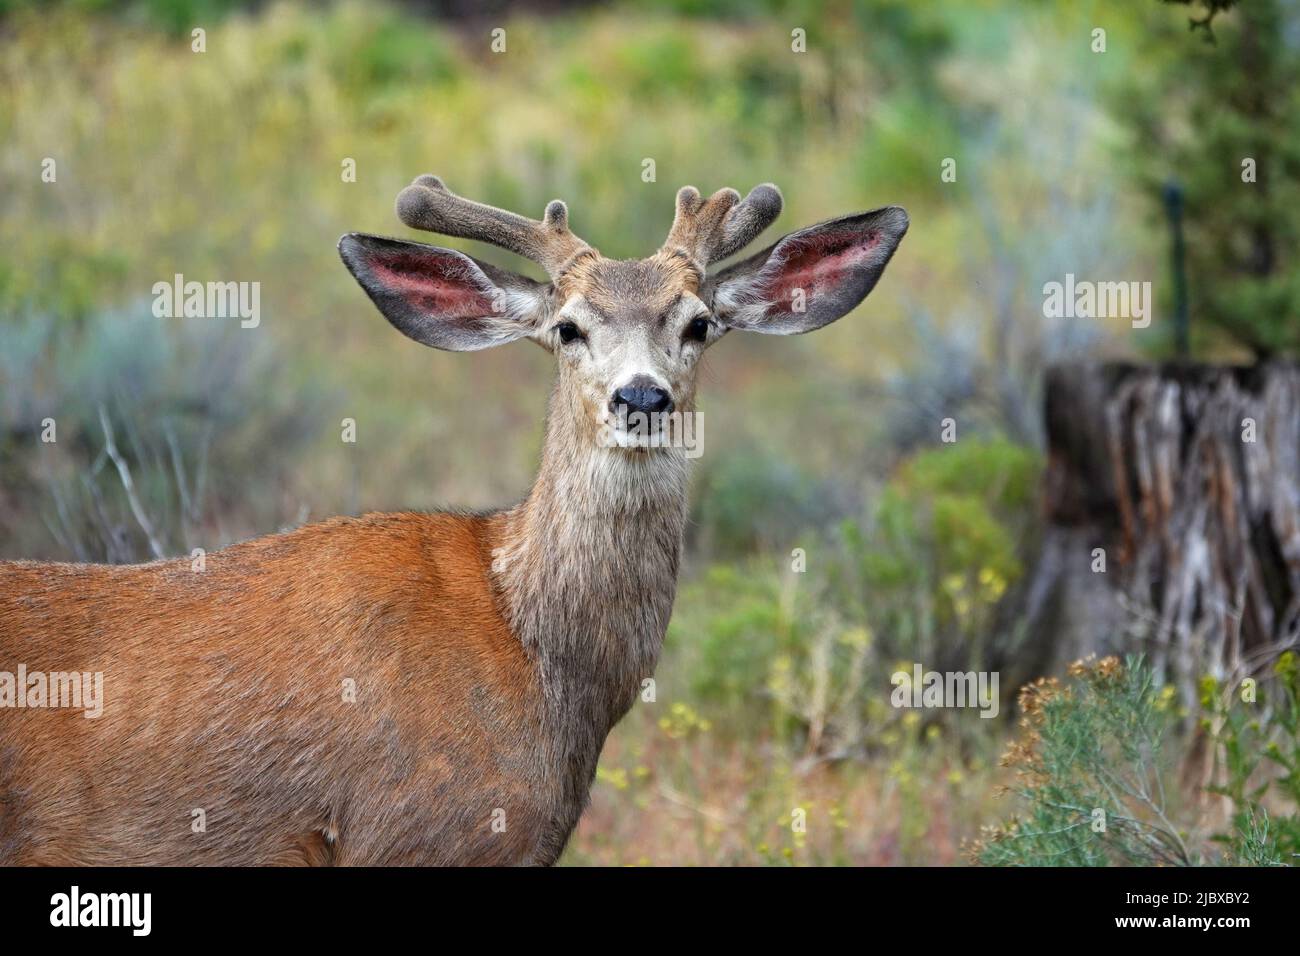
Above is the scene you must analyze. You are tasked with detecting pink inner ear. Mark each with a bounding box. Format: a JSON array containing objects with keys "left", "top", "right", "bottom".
[
  {"left": 761, "top": 229, "right": 881, "bottom": 310},
  {"left": 369, "top": 251, "right": 494, "bottom": 319}
]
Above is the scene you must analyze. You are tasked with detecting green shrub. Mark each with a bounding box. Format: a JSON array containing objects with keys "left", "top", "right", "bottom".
[
  {"left": 0, "top": 305, "right": 331, "bottom": 561},
  {"left": 1202, "top": 652, "right": 1300, "bottom": 864},
  {"left": 669, "top": 563, "right": 791, "bottom": 712},
  {"left": 674, "top": 437, "right": 1040, "bottom": 756},
  {"left": 691, "top": 447, "right": 845, "bottom": 558},
  {"left": 840, "top": 436, "right": 1041, "bottom": 676},
  {"left": 977, "top": 655, "right": 1300, "bottom": 866},
  {"left": 976, "top": 656, "right": 1191, "bottom": 866},
  {"left": 669, "top": 558, "right": 888, "bottom": 756}
]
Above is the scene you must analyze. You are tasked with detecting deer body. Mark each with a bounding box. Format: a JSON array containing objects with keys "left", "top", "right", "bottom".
[
  {"left": 0, "top": 176, "right": 905, "bottom": 865},
  {"left": 3, "top": 511, "right": 550, "bottom": 865},
  {"left": 0, "top": 432, "right": 683, "bottom": 865}
]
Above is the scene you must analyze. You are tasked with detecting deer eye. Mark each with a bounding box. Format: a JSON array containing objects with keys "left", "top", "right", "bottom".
[
  {"left": 683, "top": 317, "right": 710, "bottom": 343},
  {"left": 556, "top": 321, "right": 585, "bottom": 344}
]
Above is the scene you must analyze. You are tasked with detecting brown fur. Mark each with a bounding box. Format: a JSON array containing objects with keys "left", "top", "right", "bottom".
[{"left": 1, "top": 513, "right": 555, "bottom": 864}]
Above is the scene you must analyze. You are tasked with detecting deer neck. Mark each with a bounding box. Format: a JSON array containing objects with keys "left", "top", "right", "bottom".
[{"left": 491, "top": 383, "right": 690, "bottom": 737}]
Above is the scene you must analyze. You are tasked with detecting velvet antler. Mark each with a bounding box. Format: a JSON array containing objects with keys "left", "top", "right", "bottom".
[
  {"left": 660, "top": 183, "right": 783, "bottom": 267},
  {"left": 395, "top": 174, "right": 594, "bottom": 279}
]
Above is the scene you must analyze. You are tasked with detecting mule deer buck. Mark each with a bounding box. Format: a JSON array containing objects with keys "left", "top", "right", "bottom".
[{"left": 0, "top": 176, "right": 907, "bottom": 865}]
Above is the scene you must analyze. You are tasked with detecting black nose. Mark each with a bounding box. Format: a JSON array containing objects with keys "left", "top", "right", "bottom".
[{"left": 611, "top": 380, "right": 674, "bottom": 417}]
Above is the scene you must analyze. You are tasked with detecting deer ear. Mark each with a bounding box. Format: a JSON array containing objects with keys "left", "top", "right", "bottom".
[
  {"left": 708, "top": 207, "right": 908, "bottom": 335},
  {"left": 338, "top": 233, "right": 548, "bottom": 351}
]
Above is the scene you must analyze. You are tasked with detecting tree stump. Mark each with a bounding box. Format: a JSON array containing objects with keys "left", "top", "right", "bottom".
[{"left": 1024, "top": 362, "right": 1300, "bottom": 713}]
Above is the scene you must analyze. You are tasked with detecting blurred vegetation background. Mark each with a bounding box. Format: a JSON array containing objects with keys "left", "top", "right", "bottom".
[{"left": 1, "top": 0, "right": 1297, "bottom": 864}]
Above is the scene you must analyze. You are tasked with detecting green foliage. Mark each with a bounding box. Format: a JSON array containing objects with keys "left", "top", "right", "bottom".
[
  {"left": 674, "top": 438, "right": 1040, "bottom": 755},
  {"left": 867, "top": 434, "right": 1037, "bottom": 580},
  {"left": 320, "top": 8, "right": 458, "bottom": 93},
  {"left": 691, "top": 448, "right": 842, "bottom": 557},
  {"left": 0, "top": 0, "right": 250, "bottom": 34},
  {"left": 842, "top": 437, "right": 1041, "bottom": 675},
  {"left": 669, "top": 563, "right": 790, "bottom": 709},
  {"left": 979, "top": 655, "right": 1300, "bottom": 866},
  {"left": 1202, "top": 652, "right": 1300, "bottom": 864},
  {"left": 0, "top": 305, "right": 330, "bottom": 561},
  {"left": 1158, "top": 0, "right": 1239, "bottom": 38},
  {"left": 978, "top": 657, "right": 1194, "bottom": 866},
  {"left": 1123, "top": 0, "right": 1300, "bottom": 357}
]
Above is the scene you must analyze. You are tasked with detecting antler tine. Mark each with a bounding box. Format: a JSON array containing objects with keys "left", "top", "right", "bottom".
[
  {"left": 395, "top": 174, "right": 591, "bottom": 278},
  {"left": 661, "top": 183, "right": 784, "bottom": 267}
]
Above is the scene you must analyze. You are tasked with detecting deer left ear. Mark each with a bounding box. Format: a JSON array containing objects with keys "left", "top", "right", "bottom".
[
  {"left": 339, "top": 233, "right": 549, "bottom": 352},
  {"left": 707, "top": 206, "right": 908, "bottom": 334}
]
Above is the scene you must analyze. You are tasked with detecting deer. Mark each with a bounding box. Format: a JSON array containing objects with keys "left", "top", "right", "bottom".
[{"left": 0, "top": 175, "right": 907, "bottom": 865}]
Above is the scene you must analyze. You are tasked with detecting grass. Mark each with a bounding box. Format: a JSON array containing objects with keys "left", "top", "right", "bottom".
[{"left": 565, "top": 701, "right": 1004, "bottom": 866}]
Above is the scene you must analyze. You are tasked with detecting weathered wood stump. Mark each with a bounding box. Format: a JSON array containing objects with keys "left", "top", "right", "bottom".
[{"left": 1024, "top": 362, "right": 1300, "bottom": 712}]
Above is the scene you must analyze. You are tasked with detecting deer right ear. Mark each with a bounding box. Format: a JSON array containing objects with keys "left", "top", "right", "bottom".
[
  {"left": 338, "top": 233, "right": 548, "bottom": 352},
  {"left": 707, "top": 207, "right": 908, "bottom": 335}
]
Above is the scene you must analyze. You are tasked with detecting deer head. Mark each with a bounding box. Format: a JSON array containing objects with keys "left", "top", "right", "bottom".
[{"left": 339, "top": 175, "right": 908, "bottom": 450}]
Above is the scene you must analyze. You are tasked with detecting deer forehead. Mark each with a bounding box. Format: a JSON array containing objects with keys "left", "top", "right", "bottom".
[{"left": 556, "top": 253, "right": 702, "bottom": 322}]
